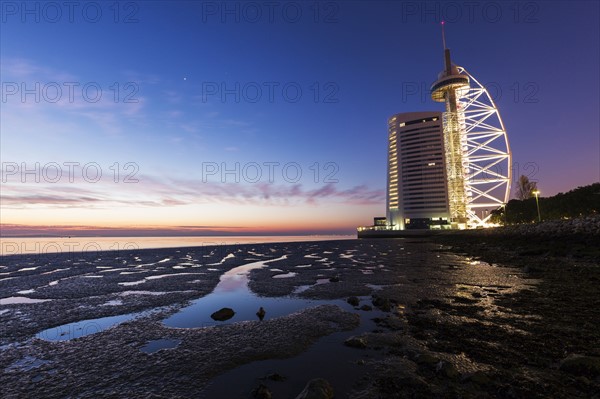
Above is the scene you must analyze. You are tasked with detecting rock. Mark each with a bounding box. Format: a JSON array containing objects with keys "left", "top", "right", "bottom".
[
  {"left": 360, "top": 304, "right": 373, "bottom": 311},
  {"left": 453, "top": 295, "right": 478, "bottom": 304},
  {"left": 256, "top": 307, "right": 266, "bottom": 321},
  {"left": 347, "top": 296, "right": 360, "bottom": 307},
  {"left": 372, "top": 295, "right": 392, "bottom": 312},
  {"left": 329, "top": 276, "right": 340, "bottom": 283},
  {"left": 415, "top": 353, "right": 439, "bottom": 365},
  {"left": 376, "top": 315, "right": 405, "bottom": 330},
  {"left": 252, "top": 383, "right": 272, "bottom": 399},
  {"left": 436, "top": 361, "right": 459, "bottom": 379},
  {"left": 210, "top": 307, "right": 235, "bottom": 321},
  {"left": 575, "top": 376, "right": 590, "bottom": 386},
  {"left": 344, "top": 336, "right": 367, "bottom": 349},
  {"left": 294, "top": 378, "right": 334, "bottom": 399},
  {"left": 463, "top": 371, "right": 491, "bottom": 386},
  {"left": 559, "top": 354, "right": 600, "bottom": 377},
  {"left": 264, "top": 373, "right": 286, "bottom": 382}
]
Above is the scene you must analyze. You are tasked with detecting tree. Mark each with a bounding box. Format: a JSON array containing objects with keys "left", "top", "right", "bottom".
[
  {"left": 499, "top": 182, "right": 599, "bottom": 224},
  {"left": 515, "top": 175, "right": 538, "bottom": 200}
]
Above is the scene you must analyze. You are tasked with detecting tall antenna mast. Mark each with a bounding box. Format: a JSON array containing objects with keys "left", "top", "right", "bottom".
[
  {"left": 441, "top": 20, "right": 446, "bottom": 50},
  {"left": 431, "top": 20, "right": 471, "bottom": 228}
]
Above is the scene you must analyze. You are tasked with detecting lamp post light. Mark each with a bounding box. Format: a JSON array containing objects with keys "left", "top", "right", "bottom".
[{"left": 532, "top": 189, "right": 541, "bottom": 222}]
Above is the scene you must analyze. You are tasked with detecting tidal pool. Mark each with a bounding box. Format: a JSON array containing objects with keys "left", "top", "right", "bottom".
[
  {"left": 140, "top": 339, "right": 182, "bottom": 354},
  {"left": 163, "top": 256, "right": 337, "bottom": 328},
  {"left": 1, "top": 297, "right": 52, "bottom": 305},
  {"left": 34, "top": 255, "right": 357, "bottom": 341},
  {"left": 36, "top": 313, "right": 144, "bottom": 342}
]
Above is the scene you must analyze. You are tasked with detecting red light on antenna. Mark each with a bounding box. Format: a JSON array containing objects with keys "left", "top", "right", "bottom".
[{"left": 441, "top": 21, "right": 445, "bottom": 25}]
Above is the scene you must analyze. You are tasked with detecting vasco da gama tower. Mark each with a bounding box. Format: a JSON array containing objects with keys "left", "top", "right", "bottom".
[{"left": 359, "top": 32, "right": 511, "bottom": 234}]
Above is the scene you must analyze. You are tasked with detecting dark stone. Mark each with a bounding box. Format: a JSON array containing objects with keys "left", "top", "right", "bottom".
[
  {"left": 575, "top": 376, "right": 590, "bottom": 386},
  {"left": 265, "top": 373, "right": 286, "bottom": 382},
  {"left": 344, "top": 336, "right": 367, "bottom": 349},
  {"left": 360, "top": 304, "right": 373, "bottom": 311},
  {"left": 518, "top": 248, "right": 546, "bottom": 256},
  {"left": 415, "top": 353, "right": 439, "bottom": 365},
  {"left": 372, "top": 295, "right": 392, "bottom": 312},
  {"left": 436, "top": 361, "right": 459, "bottom": 379},
  {"left": 294, "top": 378, "right": 334, "bottom": 399},
  {"left": 463, "top": 371, "right": 491, "bottom": 386},
  {"left": 453, "top": 295, "right": 478, "bottom": 304},
  {"left": 347, "top": 296, "right": 360, "bottom": 306},
  {"left": 256, "top": 307, "right": 266, "bottom": 321},
  {"left": 559, "top": 355, "right": 600, "bottom": 377},
  {"left": 329, "top": 276, "right": 340, "bottom": 283},
  {"left": 252, "top": 383, "right": 272, "bottom": 399},
  {"left": 210, "top": 307, "right": 235, "bottom": 321}
]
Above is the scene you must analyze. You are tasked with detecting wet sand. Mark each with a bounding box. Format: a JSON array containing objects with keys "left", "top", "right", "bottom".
[{"left": 1, "top": 236, "right": 599, "bottom": 397}]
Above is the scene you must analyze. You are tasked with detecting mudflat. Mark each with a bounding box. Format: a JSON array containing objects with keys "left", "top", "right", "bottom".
[{"left": 1, "top": 227, "right": 598, "bottom": 398}]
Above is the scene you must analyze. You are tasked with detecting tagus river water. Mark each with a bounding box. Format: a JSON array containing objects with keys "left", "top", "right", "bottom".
[{"left": 0, "top": 235, "right": 354, "bottom": 255}]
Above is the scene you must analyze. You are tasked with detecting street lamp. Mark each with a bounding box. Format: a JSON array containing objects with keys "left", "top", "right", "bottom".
[{"left": 532, "top": 189, "right": 541, "bottom": 222}]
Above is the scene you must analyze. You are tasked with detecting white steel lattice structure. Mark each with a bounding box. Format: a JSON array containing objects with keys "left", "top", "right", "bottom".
[
  {"left": 431, "top": 46, "right": 511, "bottom": 228},
  {"left": 455, "top": 66, "right": 511, "bottom": 227},
  {"left": 358, "top": 38, "right": 512, "bottom": 235}
]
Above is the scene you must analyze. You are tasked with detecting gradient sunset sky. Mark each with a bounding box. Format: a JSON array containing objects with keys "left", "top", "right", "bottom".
[{"left": 1, "top": 1, "right": 599, "bottom": 236}]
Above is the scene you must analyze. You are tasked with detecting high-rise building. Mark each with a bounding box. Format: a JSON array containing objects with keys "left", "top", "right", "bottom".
[
  {"left": 386, "top": 112, "right": 450, "bottom": 230},
  {"left": 358, "top": 33, "right": 511, "bottom": 236}
]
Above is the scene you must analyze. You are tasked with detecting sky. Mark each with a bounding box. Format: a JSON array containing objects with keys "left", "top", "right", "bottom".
[{"left": 1, "top": 0, "right": 599, "bottom": 236}]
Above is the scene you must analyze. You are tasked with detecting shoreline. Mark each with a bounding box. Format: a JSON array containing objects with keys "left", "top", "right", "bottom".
[{"left": 0, "top": 235, "right": 356, "bottom": 256}]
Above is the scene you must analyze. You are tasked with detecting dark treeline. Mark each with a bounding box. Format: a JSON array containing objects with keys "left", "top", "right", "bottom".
[{"left": 491, "top": 183, "right": 600, "bottom": 224}]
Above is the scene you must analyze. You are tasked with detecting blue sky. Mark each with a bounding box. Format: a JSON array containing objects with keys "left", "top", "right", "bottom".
[{"left": 1, "top": 1, "right": 599, "bottom": 235}]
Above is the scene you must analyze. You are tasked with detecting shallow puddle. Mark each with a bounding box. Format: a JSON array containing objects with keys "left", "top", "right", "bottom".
[
  {"left": 272, "top": 272, "right": 297, "bottom": 279},
  {"left": 36, "top": 312, "right": 146, "bottom": 341},
  {"left": 1, "top": 297, "right": 52, "bottom": 305},
  {"left": 292, "top": 279, "right": 331, "bottom": 294},
  {"left": 140, "top": 339, "right": 182, "bottom": 354},
  {"left": 163, "top": 256, "right": 338, "bottom": 328},
  {"left": 34, "top": 255, "right": 354, "bottom": 340},
  {"left": 6, "top": 356, "right": 51, "bottom": 372},
  {"left": 200, "top": 299, "right": 385, "bottom": 399}
]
